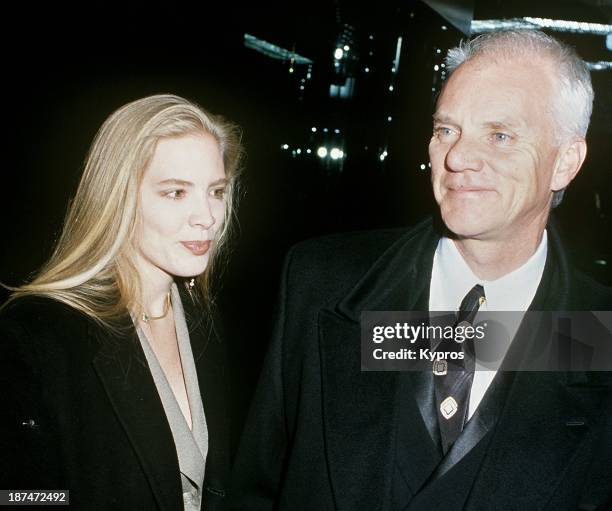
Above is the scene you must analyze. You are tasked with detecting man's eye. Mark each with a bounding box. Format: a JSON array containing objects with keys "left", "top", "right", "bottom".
[
  {"left": 165, "top": 189, "right": 186, "bottom": 200},
  {"left": 493, "top": 132, "right": 511, "bottom": 143},
  {"left": 434, "top": 127, "right": 455, "bottom": 137}
]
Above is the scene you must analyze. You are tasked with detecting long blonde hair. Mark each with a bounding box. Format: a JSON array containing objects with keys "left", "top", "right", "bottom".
[{"left": 7, "top": 94, "right": 243, "bottom": 327}]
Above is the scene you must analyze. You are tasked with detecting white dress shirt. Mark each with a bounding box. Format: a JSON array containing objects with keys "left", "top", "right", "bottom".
[{"left": 429, "top": 231, "right": 548, "bottom": 418}]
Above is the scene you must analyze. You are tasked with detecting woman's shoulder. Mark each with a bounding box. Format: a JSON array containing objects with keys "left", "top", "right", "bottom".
[
  {"left": 0, "top": 295, "right": 93, "bottom": 345},
  {"left": 2, "top": 294, "right": 86, "bottom": 321}
]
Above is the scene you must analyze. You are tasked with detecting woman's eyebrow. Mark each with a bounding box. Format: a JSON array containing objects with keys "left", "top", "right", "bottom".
[{"left": 155, "top": 178, "right": 194, "bottom": 186}]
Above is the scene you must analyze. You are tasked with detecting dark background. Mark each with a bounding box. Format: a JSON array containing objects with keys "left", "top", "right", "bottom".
[{"left": 1, "top": 1, "right": 610, "bottom": 444}]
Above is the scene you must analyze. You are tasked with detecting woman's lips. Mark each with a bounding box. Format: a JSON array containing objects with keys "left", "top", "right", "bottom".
[{"left": 180, "top": 240, "right": 212, "bottom": 256}]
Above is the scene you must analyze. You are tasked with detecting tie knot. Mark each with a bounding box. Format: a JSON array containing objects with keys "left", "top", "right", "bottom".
[{"left": 457, "top": 284, "right": 485, "bottom": 324}]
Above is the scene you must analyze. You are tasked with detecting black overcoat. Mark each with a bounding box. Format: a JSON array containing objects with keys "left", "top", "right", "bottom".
[
  {"left": 0, "top": 290, "right": 230, "bottom": 511},
  {"left": 230, "top": 218, "right": 612, "bottom": 511}
]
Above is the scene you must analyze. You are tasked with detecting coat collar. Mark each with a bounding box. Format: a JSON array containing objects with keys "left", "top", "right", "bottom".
[{"left": 335, "top": 218, "right": 440, "bottom": 321}]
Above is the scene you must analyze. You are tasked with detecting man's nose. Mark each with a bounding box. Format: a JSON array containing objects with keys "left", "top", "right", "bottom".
[
  {"left": 444, "top": 136, "right": 484, "bottom": 173},
  {"left": 189, "top": 197, "right": 216, "bottom": 229}
]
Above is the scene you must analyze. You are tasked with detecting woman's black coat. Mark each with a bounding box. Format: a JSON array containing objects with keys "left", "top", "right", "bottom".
[{"left": 0, "top": 293, "right": 230, "bottom": 511}]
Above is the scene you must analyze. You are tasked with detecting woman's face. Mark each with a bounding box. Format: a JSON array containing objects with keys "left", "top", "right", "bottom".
[{"left": 134, "top": 133, "right": 227, "bottom": 284}]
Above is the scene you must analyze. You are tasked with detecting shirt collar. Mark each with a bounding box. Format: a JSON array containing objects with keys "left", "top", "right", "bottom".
[{"left": 429, "top": 230, "right": 548, "bottom": 311}]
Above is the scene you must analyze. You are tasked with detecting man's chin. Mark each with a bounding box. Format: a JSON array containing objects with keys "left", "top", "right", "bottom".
[{"left": 441, "top": 212, "right": 493, "bottom": 241}]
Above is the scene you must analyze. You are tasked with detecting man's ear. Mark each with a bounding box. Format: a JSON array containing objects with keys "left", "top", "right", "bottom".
[{"left": 551, "top": 138, "right": 587, "bottom": 191}]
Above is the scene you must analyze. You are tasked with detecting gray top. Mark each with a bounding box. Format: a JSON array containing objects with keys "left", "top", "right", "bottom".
[{"left": 135, "top": 283, "right": 208, "bottom": 511}]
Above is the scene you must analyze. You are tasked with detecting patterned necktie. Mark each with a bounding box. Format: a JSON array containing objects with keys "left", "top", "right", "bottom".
[{"left": 434, "top": 284, "right": 486, "bottom": 454}]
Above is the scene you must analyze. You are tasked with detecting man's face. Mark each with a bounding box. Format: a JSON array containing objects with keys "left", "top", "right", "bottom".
[{"left": 429, "top": 57, "right": 563, "bottom": 243}]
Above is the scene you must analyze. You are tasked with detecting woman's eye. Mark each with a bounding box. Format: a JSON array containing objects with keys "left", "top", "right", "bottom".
[
  {"left": 164, "top": 189, "right": 186, "bottom": 200},
  {"left": 211, "top": 187, "right": 227, "bottom": 200}
]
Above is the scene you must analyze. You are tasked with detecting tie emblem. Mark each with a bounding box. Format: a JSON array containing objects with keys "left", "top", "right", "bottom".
[
  {"left": 433, "top": 359, "right": 448, "bottom": 375},
  {"left": 440, "top": 396, "right": 458, "bottom": 419}
]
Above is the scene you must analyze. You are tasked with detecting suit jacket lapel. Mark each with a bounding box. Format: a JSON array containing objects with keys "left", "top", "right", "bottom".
[
  {"left": 425, "top": 370, "right": 514, "bottom": 483},
  {"left": 396, "top": 287, "right": 445, "bottom": 495},
  {"left": 319, "top": 219, "right": 443, "bottom": 507},
  {"left": 91, "top": 320, "right": 182, "bottom": 511}
]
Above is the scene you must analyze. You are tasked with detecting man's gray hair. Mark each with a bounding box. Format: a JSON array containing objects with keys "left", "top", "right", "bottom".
[{"left": 444, "top": 30, "right": 594, "bottom": 207}]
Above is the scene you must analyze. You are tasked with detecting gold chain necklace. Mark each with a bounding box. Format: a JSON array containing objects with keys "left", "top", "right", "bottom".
[{"left": 141, "top": 292, "right": 171, "bottom": 323}]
